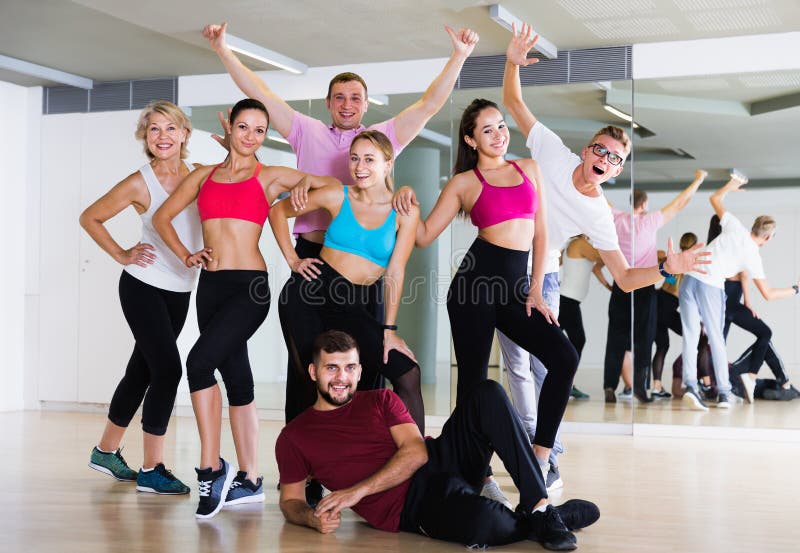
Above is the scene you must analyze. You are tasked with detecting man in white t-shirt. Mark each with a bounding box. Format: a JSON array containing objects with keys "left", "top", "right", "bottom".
[
  {"left": 679, "top": 176, "right": 799, "bottom": 411},
  {"left": 498, "top": 24, "right": 710, "bottom": 489}
]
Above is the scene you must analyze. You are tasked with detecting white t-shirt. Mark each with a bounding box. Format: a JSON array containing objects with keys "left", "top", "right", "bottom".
[
  {"left": 689, "top": 212, "right": 765, "bottom": 289},
  {"left": 526, "top": 122, "right": 620, "bottom": 274}
]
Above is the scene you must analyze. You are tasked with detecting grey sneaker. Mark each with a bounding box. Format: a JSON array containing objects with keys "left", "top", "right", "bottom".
[
  {"left": 480, "top": 479, "right": 512, "bottom": 510},
  {"left": 136, "top": 463, "right": 190, "bottom": 495},
  {"left": 716, "top": 393, "right": 732, "bottom": 409},
  {"left": 88, "top": 446, "right": 137, "bottom": 482},
  {"left": 224, "top": 471, "right": 265, "bottom": 506},
  {"left": 195, "top": 457, "right": 235, "bottom": 519},
  {"left": 681, "top": 385, "right": 709, "bottom": 411},
  {"left": 618, "top": 388, "right": 632, "bottom": 401},
  {"left": 546, "top": 462, "right": 564, "bottom": 492}
]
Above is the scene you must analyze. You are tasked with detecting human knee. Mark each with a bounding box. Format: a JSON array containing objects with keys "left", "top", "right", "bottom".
[
  {"left": 392, "top": 365, "right": 421, "bottom": 395},
  {"left": 186, "top": 350, "right": 216, "bottom": 393}
]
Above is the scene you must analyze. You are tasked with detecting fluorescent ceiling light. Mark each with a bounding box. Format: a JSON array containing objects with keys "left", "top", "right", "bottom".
[
  {"left": 0, "top": 53, "right": 93, "bottom": 89},
  {"left": 603, "top": 105, "right": 640, "bottom": 129},
  {"left": 368, "top": 94, "right": 389, "bottom": 106},
  {"left": 488, "top": 4, "right": 558, "bottom": 59},
  {"left": 226, "top": 33, "right": 307, "bottom": 75},
  {"left": 267, "top": 131, "right": 289, "bottom": 144}
]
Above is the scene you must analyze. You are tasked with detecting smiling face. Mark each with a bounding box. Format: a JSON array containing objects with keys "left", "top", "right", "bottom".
[
  {"left": 326, "top": 80, "right": 369, "bottom": 131},
  {"left": 230, "top": 108, "right": 268, "bottom": 156},
  {"left": 463, "top": 107, "right": 509, "bottom": 158},
  {"left": 349, "top": 134, "right": 393, "bottom": 191},
  {"left": 580, "top": 134, "right": 628, "bottom": 186},
  {"left": 145, "top": 112, "right": 187, "bottom": 161},
  {"left": 309, "top": 348, "right": 362, "bottom": 409}
]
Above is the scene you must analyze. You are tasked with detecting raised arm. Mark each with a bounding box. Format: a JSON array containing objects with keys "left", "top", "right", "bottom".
[
  {"left": 660, "top": 169, "right": 707, "bottom": 223},
  {"left": 709, "top": 175, "right": 746, "bottom": 219},
  {"left": 393, "top": 26, "right": 478, "bottom": 147},
  {"left": 415, "top": 176, "right": 465, "bottom": 247},
  {"left": 152, "top": 166, "right": 213, "bottom": 268},
  {"left": 79, "top": 172, "right": 155, "bottom": 267},
  {"left": 312, "top": 422, "right": 427, "bottom": 519},
  {"left": 203, "top": 22, "right": 295, "bottom": 137},
  {"left": 502, "top": 23, "right": 540, "bottom": 139}
]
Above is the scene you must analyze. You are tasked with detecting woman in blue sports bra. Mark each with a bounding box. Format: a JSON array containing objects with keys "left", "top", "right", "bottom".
[{"left": 269, "top": 130, "right": 425, "bottom": 432}]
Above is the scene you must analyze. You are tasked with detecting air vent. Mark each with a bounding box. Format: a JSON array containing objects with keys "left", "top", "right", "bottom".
[
  {"left": 44, "top": 78, "right": 177, "bottom": 114},
  {"left": 459, "top": 46, "right": 632, "bottom": 90}
]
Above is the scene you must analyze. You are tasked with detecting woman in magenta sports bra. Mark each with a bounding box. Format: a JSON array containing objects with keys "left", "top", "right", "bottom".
[
  {"left": 153, "top": 98, "right": 335, "bottom": 519},
  {"left": 400, "top": 98, "right": 578, "bottom": 492},
  {"left": 269, "top": 130, "right": 425, "bottom": 432}
]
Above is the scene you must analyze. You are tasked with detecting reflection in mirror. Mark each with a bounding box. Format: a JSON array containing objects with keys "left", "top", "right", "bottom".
[
  {"left": 445, "top": 80, "right": 634, "bottom": 428},
  {"left": 629, "top": 70, "right": 800, "bottom": 429}
]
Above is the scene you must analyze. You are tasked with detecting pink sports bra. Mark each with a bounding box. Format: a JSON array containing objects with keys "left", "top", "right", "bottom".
[
  {"left": 197, "top": 164, "right": 269, "bottom": 226},
  {"left": 469, "top": 160, "right": 539, "bottom": 229}
]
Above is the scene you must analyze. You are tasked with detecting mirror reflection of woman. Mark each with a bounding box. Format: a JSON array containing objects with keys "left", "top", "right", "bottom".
[
  {"left": 154, "top": 98, "right": 332, "bottom": 519},
  {"left": 81, "top": 101, "right": 199, "bottom": 495}
]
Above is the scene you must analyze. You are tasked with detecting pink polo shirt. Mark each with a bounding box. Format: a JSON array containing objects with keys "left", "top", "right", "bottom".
[
  {"left": 286, "top": 111, "right": 403, "bottom": 234},
  {"left": 612, "top": 207, "right": 663, "bottom": 268}
]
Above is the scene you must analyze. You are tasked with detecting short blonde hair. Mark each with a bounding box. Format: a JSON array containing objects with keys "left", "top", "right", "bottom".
[
  {"left": 590, "top": 125, "right": 631, "bottom": 157},
  {"left": 752, "top": 215, "right": 776, "bottom": 238},
  {"left": 134, "top": 101, "right": 192, "bottom": 160}
]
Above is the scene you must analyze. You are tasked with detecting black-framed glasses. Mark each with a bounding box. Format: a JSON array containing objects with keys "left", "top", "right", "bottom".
[{"left": 589, "top": 143, "right": 624, "bottom": 166}]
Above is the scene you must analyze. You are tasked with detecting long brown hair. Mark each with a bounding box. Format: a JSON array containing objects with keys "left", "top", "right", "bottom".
[{"left": 350, "top": 130, "right": 394, "bottom": 192}]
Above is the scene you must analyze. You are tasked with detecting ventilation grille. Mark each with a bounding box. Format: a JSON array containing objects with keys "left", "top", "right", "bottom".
[
  {"left": 459, "top": 46, "right": 631, "bottom": 90},
  {"left": 44, "top": 78, "right": 178, "bottom": 115}
]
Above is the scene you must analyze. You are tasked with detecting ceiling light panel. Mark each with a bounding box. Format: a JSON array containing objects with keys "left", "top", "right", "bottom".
[
  {"left": 584, "top": 17, "right": 680, "bottom": 40},
  {"left": 738, "top": 71, "right": 800, "bottom": 88},
  {"left": 686, "top": 7, "right": 782, "bottom": 31},
  {"left": 557, "top": 0, "right": 656, "bottom": 19},
  {"left": 672, "top": 0, "right": 768, "bottom": 10},
  {"left": 655, "top": 77, "right": 732, "bottom": 92}
]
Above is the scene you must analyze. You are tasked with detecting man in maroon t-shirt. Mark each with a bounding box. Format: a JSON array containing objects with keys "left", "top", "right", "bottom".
[{"left": 275, "top": 330, "right": 599, "bottom": 550}]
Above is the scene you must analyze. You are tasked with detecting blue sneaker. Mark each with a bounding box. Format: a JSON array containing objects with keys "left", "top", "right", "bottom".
[
  {"left": 225, "top": 471, "right": 265, "bottom": 506},
  {"left": 137, "top": 463, "right": 190, "bottom": 495},
  {"left": 88, "top": 446, "right": 137, "bottom": 482},
  {"left": 195, "top": 457, "right": 235, "bottom": 519}
]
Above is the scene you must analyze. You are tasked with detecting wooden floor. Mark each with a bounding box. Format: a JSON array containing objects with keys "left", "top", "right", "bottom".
[{"left": 3, "top": 411, "right": 800, "bottom": 552}]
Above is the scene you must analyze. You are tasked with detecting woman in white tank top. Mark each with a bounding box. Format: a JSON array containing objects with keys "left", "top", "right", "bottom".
[{"left": 80, "top": 101, "right": 202, "bottom": 495}]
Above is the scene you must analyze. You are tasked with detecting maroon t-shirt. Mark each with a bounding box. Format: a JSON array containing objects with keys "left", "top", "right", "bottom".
[{"left": 275, "top": 389, "right": 416, "bottom": 532}]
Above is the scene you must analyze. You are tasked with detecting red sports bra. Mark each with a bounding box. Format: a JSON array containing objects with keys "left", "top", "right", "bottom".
[
  {"left": 197, "top": 164, "right": 269, "bottom": 226},
  {"left": 469, "top": 160, "right": 538, "bottom": 229}
]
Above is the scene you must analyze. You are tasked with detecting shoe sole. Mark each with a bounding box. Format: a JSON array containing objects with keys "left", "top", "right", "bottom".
[
  {"left": 716, "top": 403, "right": 731, "bottom": 409},
  {"left": 740, "top": 375, "right": 755, "bottom": 404},
  {"left": 224, "top": 492, "right": 266, "bottom": 506},
  {"left": 136, "top": 485, "right": 190, "bottom": 495},
  {"left": 195, "top": 464, "right": 236, "bottom": 519},
  {"left": 88, "top": 462, "right": 136, "bottom": 482},
  {"left": 681, "top": 392, "right": 709, "bottom": 412}
]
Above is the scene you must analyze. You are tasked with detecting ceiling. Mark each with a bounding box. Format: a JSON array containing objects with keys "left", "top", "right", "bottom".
[{"left": 2, "top": 0, "right": 800, "bottom": 188}]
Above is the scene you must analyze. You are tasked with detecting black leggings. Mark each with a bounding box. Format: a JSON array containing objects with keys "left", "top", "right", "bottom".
[
  {"left": 284, "top": 261, "right": 424, "bottom": 432},
  {"left": 558, "top": 296, "right": 586, "bottom": 361},
  {"left": 447, "top": 239, "right": 578, "bottom": 449},
  {"left": 108, "top": 271, "right": 190, "bottom": 436},
  {"left": 723, "top": 280, "right": 773, "bottom": 376},
  {"left": 400, "top": 380, "right": 547, "bottom": 547},
  {"left": 186, "top": 270, "right": 270, "bottom": 406},
  {"left": 603, "top": 283, "right": 656, "bottom": 391},
  {"left": 652, "top": 290, "right": 682, "bottom": 382}
]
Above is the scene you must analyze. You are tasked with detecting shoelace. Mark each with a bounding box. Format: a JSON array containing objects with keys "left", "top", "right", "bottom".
[
  {"left": 156, "top": 465, "right": 178, "bottom": 481},
  {"left": 114, "top": 447, "right": 129, "bottom": 465},
  {"left": 198, "top": 480, "right": 212, "bottom": 497}
]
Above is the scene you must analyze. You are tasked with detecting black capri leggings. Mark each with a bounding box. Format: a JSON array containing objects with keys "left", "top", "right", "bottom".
[
  {"left": 447, "top": 238, "right": 578, "bottom": 449},
  {"left": 723, "top": 280, "right": 772, "bottom": 376},
  {"left": 558, "top": 295, "right": 586, "bottom": 361},
  {"left": 109, "top": 271, "right": 191, "bottom": 436},
  {"left": 186, "top": 270, "right": 270, "bottom": 406},
  {"left": 652, "top": 290, "right": 682, "bottom": 382}
]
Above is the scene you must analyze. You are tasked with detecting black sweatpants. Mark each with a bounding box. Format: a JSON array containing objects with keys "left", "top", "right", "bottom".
[
  {"left": 558, "top": 296, "right": 586, "bottom": 361},
  {"left": 108, "top": 271, "right": 191, "bottom": 436},
  {"left": 723, "top": 280, "right": 773, "bottom": 377},
  {"left": 186, "top": 270, "right": 270, "bottom": 406},
  {"left": 447, "top": 239, "right": 578, "bottom": 449},
  {"left": 652, "top": 290, "right": 682, "bottom": 382},
  {"left": 399, "top": 380, "right": 548, "bottom": 547},
  {"left": 603, "top": 283, "right": 656, "bottom": 391}
]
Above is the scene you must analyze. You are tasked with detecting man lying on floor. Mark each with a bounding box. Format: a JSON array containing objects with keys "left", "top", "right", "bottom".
[{"left": 275, "top": 330, "right": 599, "bottom": 551}]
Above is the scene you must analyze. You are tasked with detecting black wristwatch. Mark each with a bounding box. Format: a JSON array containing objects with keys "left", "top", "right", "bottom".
[
  {"left": 383, "top": 324, "right": 398, "bottom": 331},
  {"left": 793, "top": 285, "right": 799, "bottom": 295},
  {"left": 659, "top": 260, "right": 674, "bottom": 278}
]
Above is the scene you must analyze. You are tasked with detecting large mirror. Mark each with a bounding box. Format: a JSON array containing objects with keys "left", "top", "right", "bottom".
[{"left": 629, "top": 69, "right": 800, "bottom": 429}]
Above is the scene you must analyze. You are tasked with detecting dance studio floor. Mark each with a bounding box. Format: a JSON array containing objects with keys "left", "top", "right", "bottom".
[{"left": 3, "top": 410, "right": 799, "bottom": 553}]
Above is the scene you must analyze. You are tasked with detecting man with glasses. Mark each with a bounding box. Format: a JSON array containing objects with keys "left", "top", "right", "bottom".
[{"left": 498, "top": 23, "right": 710, "bottom": 488}]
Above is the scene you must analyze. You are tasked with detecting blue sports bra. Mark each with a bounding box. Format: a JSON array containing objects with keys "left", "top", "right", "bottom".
[{"left": 323, "top": 186, "right": 397, "bottom": 268}]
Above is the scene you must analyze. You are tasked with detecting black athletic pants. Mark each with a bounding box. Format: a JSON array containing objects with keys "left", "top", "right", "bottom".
[
  {"left": 603, "top": 283, "right": 656, "bottom": 391},
  {"left": 447, "top": 239, "right": 578, "bottom": 449},
  {"left": 723, "top": 280, "right": 774, "bottom": 378},
  {"left": 558, "top": 296, "right": 586, "bottom": 361},
  {"left": 400, "top": 380, "right": 547, "bottom": 547},
  {"left": 108, "top": 271, "right": 191, "bottom": 436},
  {"left": 186, "top": 270, "right": 270, "bottom": 406},
  {"left": 652, "top": 290, "right": 682, "bottom": 382}
]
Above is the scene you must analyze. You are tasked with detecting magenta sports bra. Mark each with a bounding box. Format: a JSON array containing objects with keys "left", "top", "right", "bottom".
[{"left": 469, "top": 160, "right": 539, "bottom": 229}]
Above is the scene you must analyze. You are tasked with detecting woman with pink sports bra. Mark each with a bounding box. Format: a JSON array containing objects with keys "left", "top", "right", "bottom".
[
  {"left": 153, "top": 98, "right": 335, "bottom": 519},
  {"left": 401, "top": 98, "right": 578, "bottom": 495}
]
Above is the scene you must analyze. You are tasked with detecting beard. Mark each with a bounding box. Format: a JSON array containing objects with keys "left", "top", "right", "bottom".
[{"left": 319, "top": 385, "right": 354, "bottom": 407}]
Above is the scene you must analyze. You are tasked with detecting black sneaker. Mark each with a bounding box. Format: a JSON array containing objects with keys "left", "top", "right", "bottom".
[
  {"left": 682, "top": 385, "right": 709, "bottom": 411},
  {"left": 224, "top": 471, "right": 264, "bottom": 506},
  {"left": 554, "top": 499, "right": 601, "bottom": 531},
  {"left": 604, "top": 388, "right": 616, "bottom": 404},
  {"left": 195, "top": 457, "right": 234, "bottom": 519},
  {"left": 700, "top": 384, "right": 717, "bottom": 402},
  {"left": 651, "top": 389, "right": 672, "bottom": 400},
  {"left": 306, "top": 479, "right": 324, "bottom": 508},
  {"left": 716, "top": 393, "right": 732, "bottom": 409},
  {"left": 527, "top": 505, "right": 577, "bottom": 551}
]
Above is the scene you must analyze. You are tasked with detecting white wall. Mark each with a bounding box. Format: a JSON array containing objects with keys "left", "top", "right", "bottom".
[{"left": 0, "top": 82, "right": 39, "bottom": 411}]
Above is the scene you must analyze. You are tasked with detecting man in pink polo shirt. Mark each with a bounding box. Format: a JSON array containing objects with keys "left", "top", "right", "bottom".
[{"left": 604, "top": 172, "right": 707, "bottom": 404}]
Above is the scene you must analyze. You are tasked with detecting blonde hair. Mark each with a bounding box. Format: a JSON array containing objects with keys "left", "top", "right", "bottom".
[
  {"left": 752, "top": 215, "right": 776, "bottom": 238},
  {"left": 134, "top": 101, "right": 192, "bottom": 160},
  {"left": 351, "top": 130, "right": 394, "bottom": 192},
  {"left": 589, "top": 125, "right": 631, "bottom": 157}
]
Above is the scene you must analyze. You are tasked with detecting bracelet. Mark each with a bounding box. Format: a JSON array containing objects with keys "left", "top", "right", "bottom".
[
  {"left": 382, "top": 324, "right": 398, "bottom": 331},
  {"left": 658, "top": 260, "right": 673, "bottom": 278},
  {"left": 793, "top": 285, "right": 799, "bottom": 295}
]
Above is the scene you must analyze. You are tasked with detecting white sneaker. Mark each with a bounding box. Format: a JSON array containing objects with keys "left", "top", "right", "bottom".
[
  {"left": 480, "top": 479, "right": 512, "bottom": 510},
  {"left": 740, "top": 374, "right": 756, "bottom": 404}
]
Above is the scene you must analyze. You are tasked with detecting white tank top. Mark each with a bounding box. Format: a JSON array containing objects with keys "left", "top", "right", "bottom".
[
  {"left": 124, "top": 162, "right": 203, "bottom": 292},
  {"left": 559, "top": 252, "right": 594, "bottom": 302}
]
